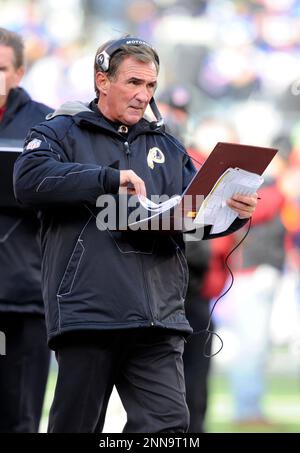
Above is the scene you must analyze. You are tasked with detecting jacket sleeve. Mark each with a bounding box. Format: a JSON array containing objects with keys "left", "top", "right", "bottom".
[
  {"left": 182, "top": 152, "right": 197, "bottom": 192},
  {"left": 202, "top": 217, "right": 249, "bottom": 239},
  {"left": 13, "top": 124, "right": 120, "bottom": 207}
]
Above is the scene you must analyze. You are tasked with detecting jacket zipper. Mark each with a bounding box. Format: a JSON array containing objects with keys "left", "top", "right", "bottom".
[
  {"left": 124, "top": 140, "right": 155, "bottom": 326},
  {"left": 123, "top": 141, "right": 131, "bottom": 168},
  {"left": 139, "top": 254, "right": 156, "bottom": 326}
]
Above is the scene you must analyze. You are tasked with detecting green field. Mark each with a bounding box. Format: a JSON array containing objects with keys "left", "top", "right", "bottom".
[
  {"left": 206, "top": 373, "right": 300, "bottom": 433},
  {"left": 41, "top": 366, "right": 300, "bottom": 433}
]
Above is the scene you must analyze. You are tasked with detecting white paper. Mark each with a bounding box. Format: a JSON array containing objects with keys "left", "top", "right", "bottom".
[
  {"left": 128, "top": 194, "right": 182, "bottom": 227},
  {"left": 137, "top": 194, "right": 181, "bottom": 214},
  {"left": 193, "top": 167, "right": 264, "bottom": 234}
]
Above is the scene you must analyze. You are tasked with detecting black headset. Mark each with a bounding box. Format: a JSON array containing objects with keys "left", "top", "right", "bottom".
[{"left": 96, "top": 37, "right": 164, "bottom": 129}]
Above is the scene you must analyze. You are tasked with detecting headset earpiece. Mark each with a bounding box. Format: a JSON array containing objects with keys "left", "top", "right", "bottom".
[{"left": 96, "top": 51, "right": 110, "bottom": 72}]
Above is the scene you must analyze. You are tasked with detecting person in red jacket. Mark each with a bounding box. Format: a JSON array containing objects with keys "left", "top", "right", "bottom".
[
  {"left": 227, "top": 149, "right": 287, "bottom": 426},
  {"left": 183, "top": 117, "right": 238, "bottom": 432}
]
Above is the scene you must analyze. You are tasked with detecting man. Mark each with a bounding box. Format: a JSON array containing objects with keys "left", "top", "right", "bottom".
[
  {"left": 14, "top": 36, "right": 257, "bottom": 433},
  {"left": 0, "top": 27, "right": 51, "bottom": 433}
]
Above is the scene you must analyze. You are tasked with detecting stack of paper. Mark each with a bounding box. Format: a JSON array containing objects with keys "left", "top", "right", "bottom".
[{"left": 193, "top": 167, "right": 264, "bottom": 234}]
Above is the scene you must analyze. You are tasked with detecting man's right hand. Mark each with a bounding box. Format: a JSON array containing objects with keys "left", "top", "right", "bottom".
[{"left": 119, "top": 170, "right": 147, "bottom": 197}]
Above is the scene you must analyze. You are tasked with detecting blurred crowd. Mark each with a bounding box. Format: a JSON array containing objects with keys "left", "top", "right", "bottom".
[{"left": 1, "top": 0, "right": 300, "bottom": 430}]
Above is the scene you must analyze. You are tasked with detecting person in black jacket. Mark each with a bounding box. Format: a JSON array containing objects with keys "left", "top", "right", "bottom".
[
  {"left": 13, "top": 36, "right": 258, "bottom": 433},
  {"left": 0, "top": 28, "right": 52, "bottom": 433}
]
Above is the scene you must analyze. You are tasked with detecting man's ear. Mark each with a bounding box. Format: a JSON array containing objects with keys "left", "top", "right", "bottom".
[
  {"left": 96, "top": 72, "right": 110, "bottom": 95},
  {"left": 15, "top": 66, "right": 25, "bottom": 85}
]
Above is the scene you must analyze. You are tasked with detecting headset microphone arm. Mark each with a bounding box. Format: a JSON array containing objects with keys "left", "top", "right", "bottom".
[{"left": 149, "top": 97, "right": 164, "bottom": 128}]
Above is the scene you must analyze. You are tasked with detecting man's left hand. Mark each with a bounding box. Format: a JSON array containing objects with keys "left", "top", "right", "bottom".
[{"left": 226, "top": 193, "right": 258, "bottom": 219}]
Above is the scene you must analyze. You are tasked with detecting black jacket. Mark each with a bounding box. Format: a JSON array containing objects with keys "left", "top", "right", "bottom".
[
  {"left": 0, "top": 87, "right": 52, "bottom": 314},
  {"left": 14, "top": 100, "right": 247, "bottom": 348}
]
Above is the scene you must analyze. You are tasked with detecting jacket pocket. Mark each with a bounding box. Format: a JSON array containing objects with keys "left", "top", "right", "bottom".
[
  {"left": 108, "top": 230, "right": 155, "bottom": 254},
  {"left": 57, "top": 239, "right": 85, "bottom": 296}
]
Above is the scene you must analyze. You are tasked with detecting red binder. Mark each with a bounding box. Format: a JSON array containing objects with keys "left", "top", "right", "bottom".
[
  {"left": 126, "top": 142, "right": 278, "bottom": 231},
  {"left": 178, "top": 141, "right": 278, "bottom": 219}
]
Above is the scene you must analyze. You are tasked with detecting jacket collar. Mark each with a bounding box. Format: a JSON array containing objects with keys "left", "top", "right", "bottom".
[
  {"left": 47, "top": 98, "right": 165, "bottom": 139},
  {"left": 77, "top": 99, "right": 165, "bottom": 139}
]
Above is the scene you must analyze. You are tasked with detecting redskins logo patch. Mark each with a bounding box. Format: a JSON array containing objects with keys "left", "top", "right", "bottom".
[{"left": 147, "top": 147, "right": 165, "bottom": 169}]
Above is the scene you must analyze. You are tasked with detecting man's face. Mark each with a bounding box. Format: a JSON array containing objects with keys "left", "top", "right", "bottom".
[
  {"left": 97, "top": 55, "right": 157, "bottom": 126},
  {"left": 0, "top": 45, "right": 24, "bottom": 104}
]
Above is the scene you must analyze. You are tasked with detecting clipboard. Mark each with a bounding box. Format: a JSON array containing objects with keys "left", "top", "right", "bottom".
[
  {"left": 178, "top": 141, "right": 278, "bottom": 219},
  {"left": 127, "top": 141, "right": 277, "bottom": 231},
  {"left": 0, "top": 140, "right": 23, "bottom": 207}
]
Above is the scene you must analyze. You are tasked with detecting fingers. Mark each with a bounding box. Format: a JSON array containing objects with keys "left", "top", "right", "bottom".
[
  {"left": 227, "top": 193, "right": 258, "bottom": 219},
  {"left": 119, "top": 170, "right": 147, "bottom": 197}
]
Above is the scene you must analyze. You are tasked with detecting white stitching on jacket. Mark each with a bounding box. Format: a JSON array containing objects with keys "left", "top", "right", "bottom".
[
  {"left": 56, "top": 215, "right": 92, "bottom": 331},
  {"left": 84, "top": 204, "right": 155, "bottom": 255},
  {"left": 35, "top": 168, "right": 100, "bottom": 192},
  {"left": 0, "top": 219, "right": 22, "bottom": 243},
  {"left": 57, "top": 239, "right": 85, "bottom": 297}
]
